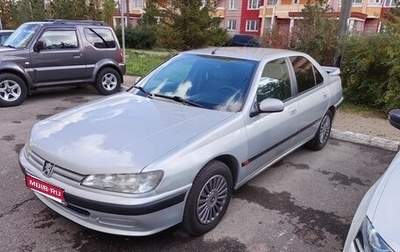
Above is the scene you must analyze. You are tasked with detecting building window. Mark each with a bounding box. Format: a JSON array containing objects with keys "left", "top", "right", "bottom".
[
  {"left": 267, "top": 0, "right": 278, "bottom": 5},
  {"left": 293, "top": 0, "right": 299, "bottom": 3},
  {"left": 229, "top": 0, "right": 238, "bottom": 9},
  {"left": 246, "top": 20, "right": 259, "bottom": 31},
  {"left": 228, "top": 20, "right": 237, "bottom": 31},
  {"left": 348, "top": 19, "right": 365, "bottom": 32},
  {"left": 369, "top": 0, "right": 382, "bottom": 3},
  {"left": 132, "top": 0, "right": 143, "bottom": 8},
  {"left": 384, "top": 0, "right": 398, "bottom": 6},
  {"left": 352, "top": 0, "right": 362, "bottom": 4},
  {"left": 248, "top": 0, "right": 260, "bottom": 9}
]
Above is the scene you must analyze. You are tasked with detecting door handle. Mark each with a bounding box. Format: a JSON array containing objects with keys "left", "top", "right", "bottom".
[
  {"left": 288, "top": 107, "right": 297, "bottom": 116},
  {"left": 73, "top": 53, "right": 82, "bottom": 59}
]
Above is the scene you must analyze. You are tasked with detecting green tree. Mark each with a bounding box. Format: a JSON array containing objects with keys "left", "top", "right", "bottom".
[
  {"left": 139, "top": 0, "right": 159, "bottom": 26},
  {"left": 14, "top": 0, "right": 46, "bottom": 24},
  {"left": 0, "top": 0, "right": 15, "bottom": 29},
  {"left": 87, "top": 0, "right": 101, "bottom": 20},
  {"left": 47, "top": 0, "right": 103, "bottom": 20},
  {"left": 101, "top": 0, "right": 116, "bottom": 26},
  {"left": 290, "top": 0, "right": 338, "bottom": 65},
  {"left": 157, "top": 0, "right": 228, "bottom": 50}
]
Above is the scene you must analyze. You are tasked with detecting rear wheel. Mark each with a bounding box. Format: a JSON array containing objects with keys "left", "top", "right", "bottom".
[
  {"left": 306, "top": 110, "right": 332, "bottom": 151},
  {"left": 95, "top": 68, "right": 121, "bottom": 95},
  {"left": 0, "top": 73, "right": 27, "bottom": 107},
  {"left": 183, "top": 160, "right": 233, "bottom": 236}
]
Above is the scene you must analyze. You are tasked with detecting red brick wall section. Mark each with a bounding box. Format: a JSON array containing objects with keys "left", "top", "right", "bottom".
[{"left": 240, "top": 0, "right": 262, "bottom": 35}]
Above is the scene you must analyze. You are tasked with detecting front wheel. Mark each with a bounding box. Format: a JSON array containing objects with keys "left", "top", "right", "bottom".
[
  {"left": 95, "top": 68, "right": 121, "bottom": 95},
  {"left": 0, "top": 73, "right": 28, "bottom": 107},
  {"left": 305, "top": 110, "right": 333, "bottom": 151},
  {"left": 182, "top": 160, "right": 233, "bottom": 236}
]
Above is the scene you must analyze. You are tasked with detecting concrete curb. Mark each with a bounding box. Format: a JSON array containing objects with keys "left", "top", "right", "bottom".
[{"left": 331, "top": 128, "right": 400, "bottom": 152}]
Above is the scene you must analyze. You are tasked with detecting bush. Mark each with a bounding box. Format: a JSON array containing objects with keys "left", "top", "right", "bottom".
[
  {"left": 341, "top": 34, "right": 400, "bottom": 112},
  {"left": 116, "top": 25, "right": 157, "bottom": 50},
  {"left": 340, "top": 7, "right": 400, "bottom": 112}
]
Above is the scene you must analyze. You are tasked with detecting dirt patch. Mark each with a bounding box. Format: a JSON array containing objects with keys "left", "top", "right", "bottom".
[{"left": 333, "top": 110, "right": 400, "bottom": 141}]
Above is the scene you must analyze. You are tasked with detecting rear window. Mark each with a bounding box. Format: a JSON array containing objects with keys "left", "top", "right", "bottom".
[{"left": 84, "top": 28, "right": 116, "bottom": 48}]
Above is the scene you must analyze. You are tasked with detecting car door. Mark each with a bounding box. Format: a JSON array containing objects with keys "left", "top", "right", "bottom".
[
  {"left": 288, "top": 56, "right": 330, "bottom": 144},
  {"left": 30, "top": 28, "right": 86, "bottom": 84},
  {"left": 240, "top": 57, "right": 299, "bottom": 182}
]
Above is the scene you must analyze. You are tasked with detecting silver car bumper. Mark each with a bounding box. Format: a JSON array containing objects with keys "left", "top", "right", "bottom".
[{"left": 19, "top": 146, "right": 189, "bottom": 236}]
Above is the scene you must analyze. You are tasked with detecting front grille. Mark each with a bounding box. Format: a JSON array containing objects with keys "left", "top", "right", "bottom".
[
  {"left": 66, "top": 204, "right": 90, "bottom": 217},
  {"left": 27, "top": 148, "right": 85, "bottom": 183}
]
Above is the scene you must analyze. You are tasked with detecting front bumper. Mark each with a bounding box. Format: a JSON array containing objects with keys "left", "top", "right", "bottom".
[{"left": 19, "top": 146, "right": 189, "bottom": 236}]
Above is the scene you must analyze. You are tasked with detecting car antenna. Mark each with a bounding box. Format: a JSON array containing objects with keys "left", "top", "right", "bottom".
[{"left": 211, "top": 36, "right": 233, "bottom": 55}]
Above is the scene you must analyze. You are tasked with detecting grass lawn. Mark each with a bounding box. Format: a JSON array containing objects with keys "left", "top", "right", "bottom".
[
  {"left": 341, "top": 101, "right": 387, "bottom": 119},
  {"left": 125, "top": 49, "right": 173, "bottom": 77}
]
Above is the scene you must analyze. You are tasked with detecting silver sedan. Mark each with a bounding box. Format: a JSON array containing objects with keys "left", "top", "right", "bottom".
[{"left": 19, "top": 47, "right": 343, "bottom": 236}]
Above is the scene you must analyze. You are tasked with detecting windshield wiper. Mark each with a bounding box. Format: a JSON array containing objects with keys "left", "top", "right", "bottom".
[
  {"left": 153, "top": 94, "right": 203, "bottom": 108},
  {"left": 3, "top": 45, "right": 15, "bottom": 48},
  {"left": 131, "top": 86, "right": 153, "bottom": 99}
]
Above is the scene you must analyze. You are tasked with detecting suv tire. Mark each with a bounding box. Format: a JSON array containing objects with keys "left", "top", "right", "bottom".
[
  {"left": 95, "top": 67, "right": 122, "bottom": 95},
  {"left": 0, "top": 73, "right": 27, "bottom": 107}
]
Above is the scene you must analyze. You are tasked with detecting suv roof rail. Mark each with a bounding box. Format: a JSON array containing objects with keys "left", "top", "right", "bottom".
[{"left": 43, "top": 19, "right": 107, "bottom": 26}]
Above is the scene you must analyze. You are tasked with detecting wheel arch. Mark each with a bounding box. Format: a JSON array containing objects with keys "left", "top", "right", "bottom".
[
  {"left": 91, "top": 59, "right": 124, "bottom": 84},
  {"left": 212, "top": 154, "right": 240, "bottom": 188},
  {"left": 328, "top": 105, "right": 336, "bottom": 119},
  {"left": 0, "top": 64, "right": 33, "bottom": 89}
]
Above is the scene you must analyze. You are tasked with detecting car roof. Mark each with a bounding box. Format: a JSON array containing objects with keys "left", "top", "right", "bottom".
[
  {"left": 183, "top": 47, "right": 306, "bottom": 62},
  {"left": 22, "top": 20, "right": 108, "bottom": 27}
]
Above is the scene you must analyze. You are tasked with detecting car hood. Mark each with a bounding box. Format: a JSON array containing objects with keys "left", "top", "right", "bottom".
[
  {"left": 30, "top": 92, "right": 233, "bottom": 175},
  {"left": 0, "top": 47, "right": 28, "bottom": 61},
  {"left": 369, "top": 151, "right": 400, "bottom": 251}
]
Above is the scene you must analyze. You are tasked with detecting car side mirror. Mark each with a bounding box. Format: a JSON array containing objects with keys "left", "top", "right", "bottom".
[
  {"left": 34, "top": 41, "right": 45, "bottom": 52},
  {"left": 389, "top": 109, "right": 400, "bottom": 130},
  {"left": 250, "top": 98, "right": 284, "bottom": 117}
]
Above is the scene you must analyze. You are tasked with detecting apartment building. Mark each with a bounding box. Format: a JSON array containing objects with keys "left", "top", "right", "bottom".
[{"left": 113, "top": 0, "right": 398, "bottom": 36}]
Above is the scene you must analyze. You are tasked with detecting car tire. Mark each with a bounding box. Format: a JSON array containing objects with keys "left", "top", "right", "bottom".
[
  {"left": 0, "top": 73, "right": 27, "bottom": 107},
  {"left": 306, "top": 110, "right": 333, "bottom": 151},
  {"left": 182, "top": 160, "right": 233, "bottom": 236},
  {"left": 95, "top": 68, "right": 121, "bottom": 95}
]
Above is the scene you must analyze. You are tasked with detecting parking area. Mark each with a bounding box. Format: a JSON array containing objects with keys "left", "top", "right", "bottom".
[{"left": 0, "top": 86, "right": 396, "bottom": 252}]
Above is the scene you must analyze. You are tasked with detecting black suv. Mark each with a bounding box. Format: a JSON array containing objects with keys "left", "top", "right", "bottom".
[
  {"left": 231, "top": 34, "right": 261, "bottom": 47},
  {"left": 0, "top": 20, "right": 125, "bottom": 107}
]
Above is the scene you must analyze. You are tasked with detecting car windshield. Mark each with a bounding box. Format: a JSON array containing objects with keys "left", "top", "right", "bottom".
[
  {"left": 134, "top": 54, "right": 257, "bottom": 112},
  {"left": 3, "top": 23, "right": 40, "bottom": 48}
]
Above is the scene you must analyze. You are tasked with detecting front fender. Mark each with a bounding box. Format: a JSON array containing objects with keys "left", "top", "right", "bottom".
[{"left": 0, "top": 61, "right": 33, "bottom": 87}]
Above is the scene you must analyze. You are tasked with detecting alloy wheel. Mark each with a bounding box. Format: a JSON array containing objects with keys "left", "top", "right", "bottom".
[
  {"left": 0, "top": 80, "right": 21, "bottom": 102},
  {"left": 196, "top": 174, "right": 228, "bottom": 224}
]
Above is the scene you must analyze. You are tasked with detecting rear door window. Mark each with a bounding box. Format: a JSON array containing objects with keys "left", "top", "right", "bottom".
[
  {"left": 289, "top": 56, "right": 323, "bottom": 94},
  {"left": 84, "top": 28, "right": 116, "bottom": 48}
]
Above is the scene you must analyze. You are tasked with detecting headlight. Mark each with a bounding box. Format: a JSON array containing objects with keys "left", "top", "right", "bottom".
[
  {"left": 357, "top": 217, "right": 394, "bottom": 252},
  {"left": 81, "top": 171, "right": 163, "bottom": 194}
]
